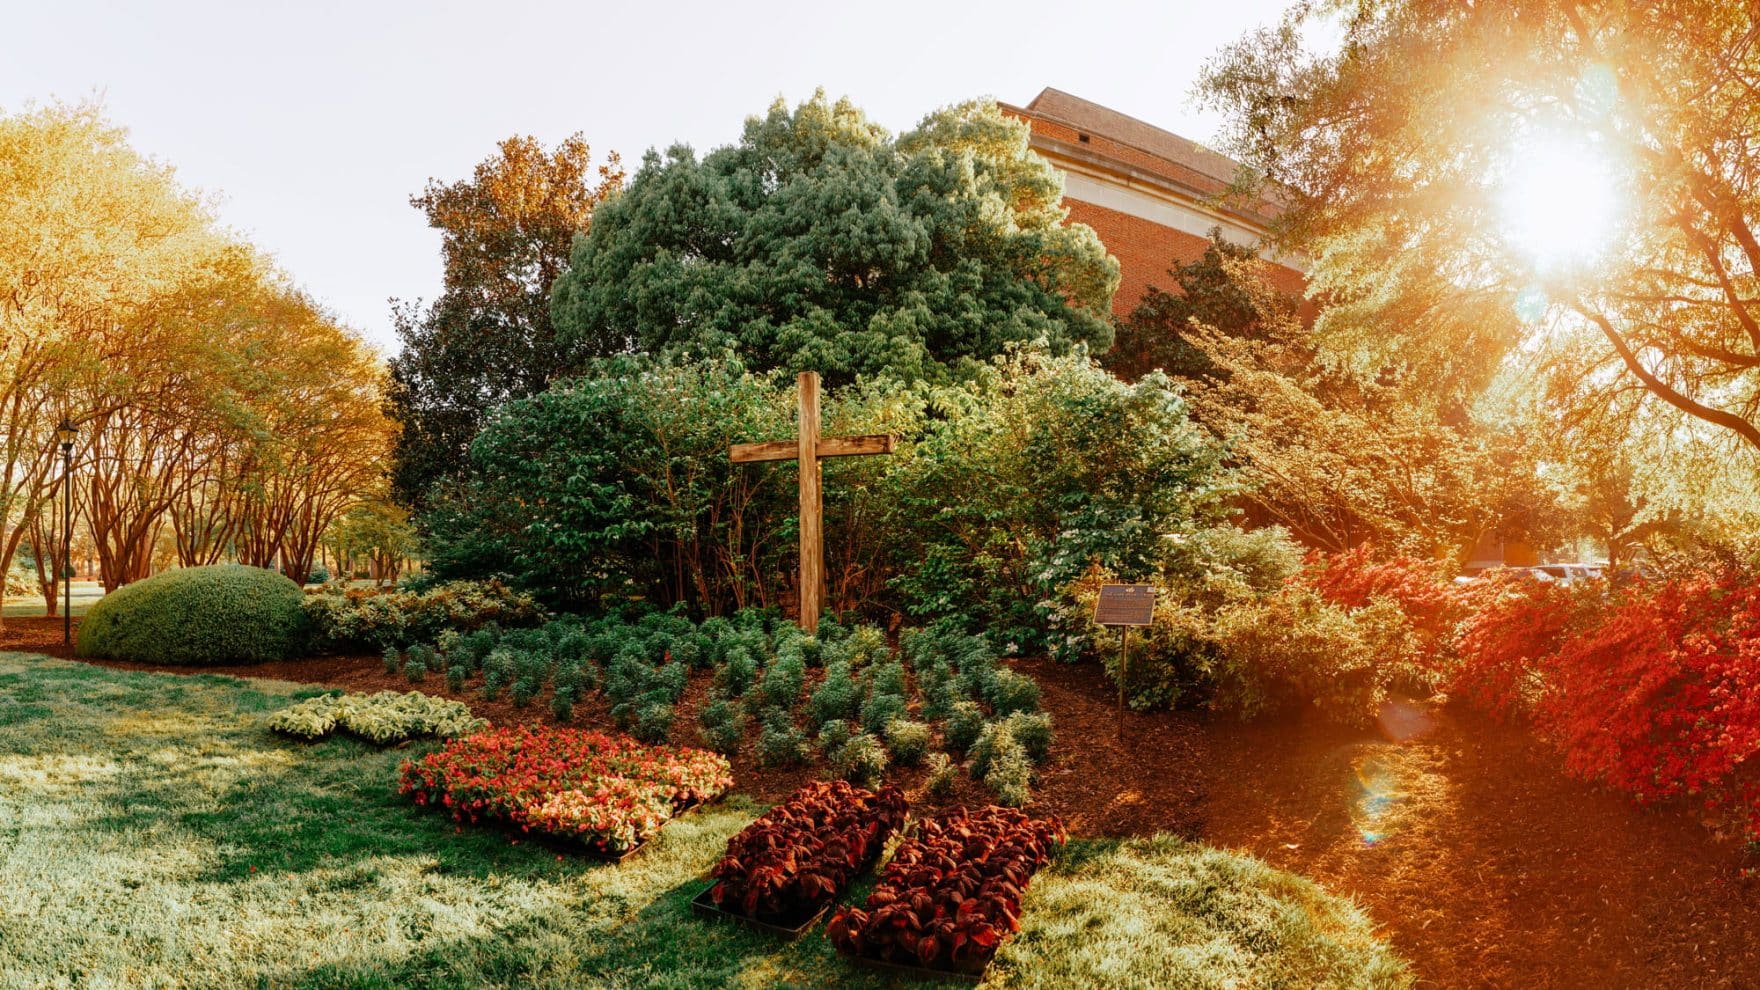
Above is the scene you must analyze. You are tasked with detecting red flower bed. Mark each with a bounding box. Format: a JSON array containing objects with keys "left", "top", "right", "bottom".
[
  {"left": 399, "top": 725, "right": 733, "bottom": 853},
  {"left": 828, "top": 805, "right": 1066, "bottom": 975},
  {"left": 709, "top": 780, "right": 907, "bottom": 923}
]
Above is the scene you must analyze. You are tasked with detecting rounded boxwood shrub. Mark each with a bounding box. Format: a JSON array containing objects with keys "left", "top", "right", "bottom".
[{"left": 75, "top": 564, "right": 311, "bottom": 665}]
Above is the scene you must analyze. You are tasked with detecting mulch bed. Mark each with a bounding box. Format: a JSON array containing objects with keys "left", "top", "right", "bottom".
[{"left": 8, "top": 613, "right": 1760, "bottom": 987}]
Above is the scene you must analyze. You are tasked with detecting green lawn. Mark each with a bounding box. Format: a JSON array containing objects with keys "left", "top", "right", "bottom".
[
  {"left": 2, "top": 579, "right": 104, "bottom": 618},
  {"left": 0, "top": 653, "right": 1409, "bottom": 989}
]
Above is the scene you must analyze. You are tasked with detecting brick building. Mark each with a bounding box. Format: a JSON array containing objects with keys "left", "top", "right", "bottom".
[{"left": 1000, "top": 88, "right": 1308, "bottom": 317}]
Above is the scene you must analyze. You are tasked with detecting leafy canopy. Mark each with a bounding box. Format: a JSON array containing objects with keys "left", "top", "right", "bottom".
[
  {"left": 1199, "top": 0, "right": 1760, "bottom": 466},
  {"left": 387, "top": 134, "right": 623, "bottom": 504},
  {"left": 549, "top": 93, "right": 1119, "bottom": 382}
]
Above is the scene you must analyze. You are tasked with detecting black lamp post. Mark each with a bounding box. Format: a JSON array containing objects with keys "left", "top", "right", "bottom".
[{"left": 53, "top": 419, "right": 77, "bottom": 645}]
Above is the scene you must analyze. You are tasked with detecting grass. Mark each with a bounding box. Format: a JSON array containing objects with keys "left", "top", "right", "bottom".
[
  {"left": 0, "top": 652, "right": 1409, "bottom": 989},
  {"left": 2, "top": 578, "right": 104, "bottom": 618}
]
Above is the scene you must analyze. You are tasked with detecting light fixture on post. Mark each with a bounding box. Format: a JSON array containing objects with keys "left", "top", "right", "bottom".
[{"left": 53, "top": 419, "right": 77, "bottom": 646}]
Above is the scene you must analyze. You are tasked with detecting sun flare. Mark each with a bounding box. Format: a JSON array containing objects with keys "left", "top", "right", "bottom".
[{"left": 1497, "top": 135, "right": 1624, "bottom": 271}]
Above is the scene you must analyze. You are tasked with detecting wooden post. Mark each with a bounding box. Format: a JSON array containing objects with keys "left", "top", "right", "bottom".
[
  {"left": 729, "top": 372, "right": 895, "bottom": 633},
  {"left": 796, "top": 371, "right": 823, "bottom": 632}
]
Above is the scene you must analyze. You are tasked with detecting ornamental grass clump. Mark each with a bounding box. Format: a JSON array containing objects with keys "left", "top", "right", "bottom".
[
  {"left": 708, "top": 780, "right": 907, "bottom": 923},
  {"left": 399, "top": 725, "right": 733, "bottom": 854},
  {"left": 828, "top": 805, "right": 1066, "bottom": 975},
  {"left": 268, "top": 691, "right": 485, "bottom": 744}
]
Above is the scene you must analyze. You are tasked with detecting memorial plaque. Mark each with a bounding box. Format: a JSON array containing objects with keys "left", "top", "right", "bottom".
[{"left": 1093, "top": 584, "right": 1156, "bottom": 627}]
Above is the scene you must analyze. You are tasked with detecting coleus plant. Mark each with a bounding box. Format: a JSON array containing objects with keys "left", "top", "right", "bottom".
[
  {"left": 709, "top": 780, "right": 907, "bottom": 922},
  {"left": 399, "top": 725, "right": 733, "bottom": 853},
  {"left": 828, "top": 805, "right": 1066, "bottom": 973}
]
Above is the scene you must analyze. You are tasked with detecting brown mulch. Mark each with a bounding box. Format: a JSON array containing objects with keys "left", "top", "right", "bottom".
[{"left": 9, "top": 614, "right": 1760, "bottom": 987}]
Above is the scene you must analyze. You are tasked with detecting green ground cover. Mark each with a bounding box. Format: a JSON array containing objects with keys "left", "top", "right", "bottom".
[{"left": 0, "top": 652, "right": 1408, "bottom": 989}]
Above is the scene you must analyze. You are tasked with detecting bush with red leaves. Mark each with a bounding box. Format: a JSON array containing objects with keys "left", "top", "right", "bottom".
[
  {"left": 1532, "top": 577, "right": 1760, "bottom": 838},
  {"left": 709, "top": 780, "right": 907, "bottom": 923},
  {"left": 1447, "top": 571, "right": 1591, "bottom": 720},
  {"left": 399, "top": 725, "right": 733, "bottom": 853},
  {"left": 1305, "top": 543, "right": 1465, "bottom": 668},
  {"left": 828, "top": 805, "right": 1066, "bottom": 974}
]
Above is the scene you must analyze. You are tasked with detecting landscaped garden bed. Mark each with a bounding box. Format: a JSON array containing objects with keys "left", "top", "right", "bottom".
[
  {"left": 696, "top": 779, "right": 907, "bottom": 937},
  {"left": 398, "top": 724, "right": 733, "bottom": 856}
]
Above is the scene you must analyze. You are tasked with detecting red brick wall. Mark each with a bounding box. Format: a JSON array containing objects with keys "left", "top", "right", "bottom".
[{"left": 1063, "top": 199, "right": 1308, "bottom": 317}]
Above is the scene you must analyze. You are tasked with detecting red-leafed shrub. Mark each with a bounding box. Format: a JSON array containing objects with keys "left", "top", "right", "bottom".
[
  {"left": 1448, "top": 572, "right": 1590, "bottom": 720},
  {"left": 399, "top": 725, "right": 733, "bottom": 853},
  {"left": 1532, "top": 578, "right": 1760, "bottom": 837},
  {"left": 709, "top": 780, "right": 906, "bottom": 922},
  {"left": 828, "top": 805, "right": 1066, "bottom": 974},
  {"left": 1305, "top": 544, "right": 1464, "bottom": 668}
]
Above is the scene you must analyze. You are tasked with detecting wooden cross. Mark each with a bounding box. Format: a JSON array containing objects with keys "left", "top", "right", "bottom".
[{"left": 730, "top": 371, "right": 895, "bottom": 631}]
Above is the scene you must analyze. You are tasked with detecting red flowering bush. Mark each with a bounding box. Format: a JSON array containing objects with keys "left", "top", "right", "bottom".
[
  {"left": 828, "top": 805, "right": 1065, "bottom": 974},
  {"left": 709, "top": 780, "right": 907, "bottom": 922},
  {"left": 399, "top": 725, "right": 733, "bottom": 853},
  {"left": 1532, "top": 578, "right": 1760, "bottom": 838}
]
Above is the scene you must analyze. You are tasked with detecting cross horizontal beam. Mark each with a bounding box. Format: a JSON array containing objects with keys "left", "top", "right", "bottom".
[{"left": 728, "top": 434, "right": 896, "bottom": 464}]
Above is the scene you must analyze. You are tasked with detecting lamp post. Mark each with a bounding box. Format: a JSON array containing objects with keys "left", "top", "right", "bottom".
[{"left": 53, "top": 419, "right": 77, "bottom": 646}]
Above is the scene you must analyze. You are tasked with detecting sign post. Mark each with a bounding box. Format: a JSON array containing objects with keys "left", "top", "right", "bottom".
[
  {"left": 730, "top": 371, "right": 895, "bottom": 631},
  {"left": 1093, "top": 583, "right": 1156, "bottom": 740}
]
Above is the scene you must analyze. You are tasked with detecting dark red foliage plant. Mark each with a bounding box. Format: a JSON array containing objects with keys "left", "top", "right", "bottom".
[
  {"left": 827, "top": 805, "right": 1066, "bottom": 974},
  {"left": 709, "top": 780, "right": 907, "bottom": 922}
]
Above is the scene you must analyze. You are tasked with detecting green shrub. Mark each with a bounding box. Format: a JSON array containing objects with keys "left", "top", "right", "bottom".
[
  {"left": 757, "top": 709, "right": 809, "bottom": 768},
  {"left": 924, "top": 752, "right": 958, "bottom": 798},
  {"left": 824, "top": 625, "right": 889, "bottom": 668},
  {"left": 884, "top": 719, "right": 931, "bottom": 766},
  {"left": 302, "top": 579, "right": 544, "bottom": 651},
  {"left": 718, "top": 645, "right": 759, "bottom": 696},
  {"left": 1005, "top": 711, "right": 1054, "bottom": 765},
  {"left": 980, "top": 730, "right": 1033, "bottom": 807},
  {"left": 404, "top": 644, "right": 435, "bottom": 683},
  {"left": 807, "top": 661, "right": 863, "bottom": 729},
  {"left": 816, "top": 718, "right": 854, "bottom": 757},
  {"left": 988, "top": 668, "right": 1041, "bottom": 716},
  {"left": 267, "top": 691, "right": 484, "bottom": 744},
  {"left": 696, "top": 697, "right": 747, "bottom": 755},
  {"left": 868, "top": 660, "right": 907, "bottom": 698},
  {"left": 634, "top": 701, "right": 674, "bottom": 743},
  {"left": 859, "top": 691, "right": 908, "bottom": 735},
  {"left": 968, "top": 720, "right": 1014, "bottom": 780},
  {"left": 481, "top": 648, "right": 515, "bottom": 700},
  {"left": 945, "top": 700, "right": 986, "bottom": 754},
  {"left": 382, "top": 646, "right": 402, "bottom": 675},
  {"left": 833, "top": 733, "right": 889, "bottom": 789},
  {"left": 754, "top": 653, "right": 806, "bottom": 709},
  {"left": 75, "top": 565, "right": 311, "bottom": 666}
]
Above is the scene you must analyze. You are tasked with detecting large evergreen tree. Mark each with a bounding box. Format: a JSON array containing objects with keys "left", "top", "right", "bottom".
[
  {"left": 549, "top": 94, "right": 1119, "bottom": 382},
  {"left": 386, "top": 135, "right": 623, "bottom": 506}
]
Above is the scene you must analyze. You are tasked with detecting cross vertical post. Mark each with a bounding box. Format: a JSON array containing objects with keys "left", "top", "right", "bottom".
[
  {"left": 795, "top": 371, "right": 823, "bottom": 633},
  {"left": 729, "top": 371, "right": 896, "bottom": 632}
]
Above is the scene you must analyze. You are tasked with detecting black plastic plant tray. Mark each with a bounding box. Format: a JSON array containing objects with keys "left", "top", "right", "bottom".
[
  {"left": 847, "top": 953, "right": 986, "bottom": 985},
  {"left": 689, "top": 884, "right": 832, "bottom": 941}
]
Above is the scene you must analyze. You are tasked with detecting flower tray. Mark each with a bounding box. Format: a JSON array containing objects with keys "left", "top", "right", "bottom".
[
  {"left": 689, "top": 884, "right": 833, "bottom": 940},
  {"left": 691, "top": 841, "right": 887, "bottom": 940},
  {"left": 846, "top": 953, "right": 985, "bottom": 985}
]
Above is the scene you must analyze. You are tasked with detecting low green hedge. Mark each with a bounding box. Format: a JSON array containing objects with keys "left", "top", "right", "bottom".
[{"left": 75, "top": 565, "right": 311, "bottom": 665}]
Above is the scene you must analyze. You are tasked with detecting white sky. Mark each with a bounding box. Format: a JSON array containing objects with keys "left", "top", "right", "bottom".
[{"left": 2, "top": 0, "right": 1298, "bottom": 354}]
